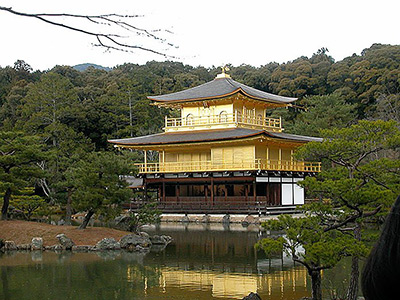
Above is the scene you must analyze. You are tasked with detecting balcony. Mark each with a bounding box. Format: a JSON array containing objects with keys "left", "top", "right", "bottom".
[
  {"left": 164, "top": 112, "right": 282, "bottom": 132},
  {"left": 135, "top": 159, "right": 321, "bottom": 174}
]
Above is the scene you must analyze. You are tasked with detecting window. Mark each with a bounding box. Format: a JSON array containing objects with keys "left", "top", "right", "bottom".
[
  {"left": 219, "top": 110, "right": 228, "bottom": 123},
  {"left": 186, "top": 113, "right": 194, "bottom": 126}
]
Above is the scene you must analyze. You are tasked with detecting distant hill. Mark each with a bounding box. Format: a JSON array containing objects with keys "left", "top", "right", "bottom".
[{"left": 73, "top": 63, "right": 111, "bottom": 72}]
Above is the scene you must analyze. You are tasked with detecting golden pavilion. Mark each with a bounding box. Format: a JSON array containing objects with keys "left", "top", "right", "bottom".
[{"left": 109, "top": 68, "right": 321, "bottom": 214}]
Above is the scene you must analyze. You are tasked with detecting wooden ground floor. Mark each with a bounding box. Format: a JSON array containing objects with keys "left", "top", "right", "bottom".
[{"left": 130, "top": 171, "right": 313, "bottom": 214}]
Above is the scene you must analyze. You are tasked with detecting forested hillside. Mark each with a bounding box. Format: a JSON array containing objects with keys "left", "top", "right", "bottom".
[
  {"left": 0, "top": 43, "right": 399, "bottom": 221},
  {"left": 1, "top": 44, "right": 399, "bottom": 146}
]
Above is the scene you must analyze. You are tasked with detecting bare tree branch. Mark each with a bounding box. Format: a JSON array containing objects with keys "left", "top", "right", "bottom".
[{"left": 0, "top": 6, "right": 176, "bottom": 57}]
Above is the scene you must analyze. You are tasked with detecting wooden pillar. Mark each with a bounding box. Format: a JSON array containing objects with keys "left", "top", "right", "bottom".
[
  {"left": 224, "top": 185, "right": 227, "bottom": 202},
  {"left": 211, "top": 177, "right": 214, "bottom": 206},
  {"left": 278, "top": 148, "right": 282, "bottom": 170},
  {"left": 205, "top": 184, "right": 208, "bottom": 204},
  {"left": 161, "top": 150, "right": 165, "bottom": 172},
  {"left": 162, "top": 180, "right": 166, "bottom": 204},
  {"left": 290, "top": 149, "right": 297, "bottom": 171},
  {"left": 253, "top": 180, "right": 257, "bottom": 203},
  {"left": 263, "top": 108, "right": 267, "bottom": 127},
  {"left": 245, "top": 184, "right": 248, "bottom": 204},
  {"left": 176, "top": 184, "right": 180, "bottom": 205}
]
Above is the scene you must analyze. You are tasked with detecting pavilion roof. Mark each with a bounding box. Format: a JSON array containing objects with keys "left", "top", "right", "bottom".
[
  {"left": 148, "top": 77, "right": 297, "bottom": 105},
  {"left": 108, "top": 128, "right": 322, "bottom": 147}
]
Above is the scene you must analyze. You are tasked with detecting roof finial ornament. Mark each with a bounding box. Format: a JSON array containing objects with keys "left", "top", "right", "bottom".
[{"left": 216, "top": 64, "right": 231, "bottom": 79}]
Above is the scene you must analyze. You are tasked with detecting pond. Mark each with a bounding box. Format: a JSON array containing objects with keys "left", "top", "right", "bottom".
[{"left": 0, "top": 223, "right": 351, "bottom": 300}]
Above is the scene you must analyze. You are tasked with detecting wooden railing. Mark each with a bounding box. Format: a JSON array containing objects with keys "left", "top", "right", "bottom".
[
  {"left": 135, "top": 159, "right": 321, "bottom": 173},
  {"left": 164, "top": 112, "right": 282, "bottom": 131}
]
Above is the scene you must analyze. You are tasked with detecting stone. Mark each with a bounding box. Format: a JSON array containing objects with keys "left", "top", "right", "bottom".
[
  {"left": 72, "top": 245, "right": 94, "bottom": 252},
  {"left": 222, "top": 214, "right": 230, "bottom": 224},
  {"left": 120, "top": 234, "right": 152, "bottom": 249},
  {"left": 95, "top": 238, "right": 121, "bottom": 250},
  {"left": 126, "top": 244, "right": 136, "bottom": 252},
  {"left": 150, "top": 235, "right": 172, "bottom": 245},
  {"left": 4, "top": 241, "right": 17, "bottom": 251},
  {"left": 139, "top": 231, "right": 150, "bottom": 238},
  {"left": 181, "top": 215, "right": 190, "bottom": 223},
  {"left": 57, "top": 219, "right": 65, "bottom": 226},
  {"left": 243, "top": 215, "right": 256, "bottom": 224},
  {"left": 135, "top": 245, "right": 150, "bottom": 252},
  {"left": 241, "top": 220, "right": 250, "bottom": 227},
  {"left": 46, "top": 244, "right": 64, "bottom": 251},
  {"left": 242, "top": 292, "right": 262, "bottom": 300},
  {"left": 201, "top": 214, "right": 210, "bottom": 223},
  {"left": 17, "top": 244, "right": 31, "bottom": 250},
  {"left": 50, "top": 221, "right": 57, "bottom": 225},
  {"left": 31, "top": 237, "right": 43, "bottom": 251},
  {"left": 56, "top": 234, "right": 75, "bottom": 250}
]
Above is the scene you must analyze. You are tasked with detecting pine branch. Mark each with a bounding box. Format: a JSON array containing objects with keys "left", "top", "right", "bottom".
[{"left": 0, "top": 6, "right": 176, "bottom": 57}]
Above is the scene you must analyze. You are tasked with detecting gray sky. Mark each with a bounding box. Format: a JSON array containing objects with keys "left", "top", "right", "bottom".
[{"left": 1, "top": 0, "right": 399, "bottom": 70}]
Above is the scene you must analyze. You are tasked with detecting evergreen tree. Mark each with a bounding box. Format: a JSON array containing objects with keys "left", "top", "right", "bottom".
[
  {"left": 66, "top": 152, "right": 132, "bottom": 229},
  {"left": 0, "top": 131, "right": 45, "bottom": 220},
  {"left": 256, "top": 215, "right": 367, "bottom": 300},
  {"left": 295, "top": 120, "right": 400, "bottom": 300}
]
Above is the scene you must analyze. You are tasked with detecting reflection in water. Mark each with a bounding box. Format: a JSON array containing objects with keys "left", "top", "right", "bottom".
[
  {"left": 153, "top": 266, "right": 308, "bottom": 299},
  {"left": 143, "top": 223, "right": 310, "bottom": 299},
  {"left": 0, "top": 223, "right": 314, "bottom": 300}
]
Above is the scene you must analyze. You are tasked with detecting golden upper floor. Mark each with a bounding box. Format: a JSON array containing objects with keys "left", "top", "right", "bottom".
[{"left": 149, "top": 73, "right": 297, "bottom": 133}]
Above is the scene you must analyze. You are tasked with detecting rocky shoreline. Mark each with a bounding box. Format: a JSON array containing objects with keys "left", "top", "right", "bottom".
[{"left": 0, "top": 232, "right": 172, "bottom": 253}]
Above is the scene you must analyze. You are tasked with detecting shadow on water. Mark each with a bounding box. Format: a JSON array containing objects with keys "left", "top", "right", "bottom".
[{"left": 0, "top": 223, "right": 352, "bottom": 300}]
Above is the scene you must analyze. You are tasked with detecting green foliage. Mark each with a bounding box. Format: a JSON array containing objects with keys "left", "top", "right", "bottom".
[
  {"left": 293, "top": 120, "right": 400, "bottom": 299},
  {"left": 291, "top": 93, "right": 356, "bottom": 136},
  {"left": 260, "top": 215, "right": 367, "bottom": 267},
  {"left": 128, "top": 202, "right": 161, "bottom": 233},
  {"left": 295, "top": 120, "right": 400, "bottom": 219},
  {"left": 67, "top": 152, "right": 132, "bottom": 221},
  {"left": 255, "top": 236, "right": 285, "bottom": 258},
  {"left": 257, "top": 214, "right": 368, "bottom": 300},
  {"left": 295, "top": 120, "right": 400, "bottom": 164},
  {"left": 10, "top": 187, "right": 47, "bottom": 220},
  {"left": 0, "top": 131, "right": 46, "bottom": 219},
  {"left": 269, "top": 49, "right": 334, "bottom": 97}
]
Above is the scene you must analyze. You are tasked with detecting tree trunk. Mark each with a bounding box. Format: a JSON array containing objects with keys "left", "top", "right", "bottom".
[
  {"left": 310, "top": 269, "right": 323, "bottom": 300},
  {"left": 78, "top": 210, "right": 94, "bottom": 229},
  {"left": 1, "top": 187, "right": 12, "bottom": 220},
  {"left": 65, "top": 189, "right": 73, "bottom": 225},
  {"left": 346, "top": 225, "right": 361, "bottom": 300}
]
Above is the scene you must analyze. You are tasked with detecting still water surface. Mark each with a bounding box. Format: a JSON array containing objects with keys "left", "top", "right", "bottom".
[{"left": 0, "top": 223, "right": 349, "bottom": 300}]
